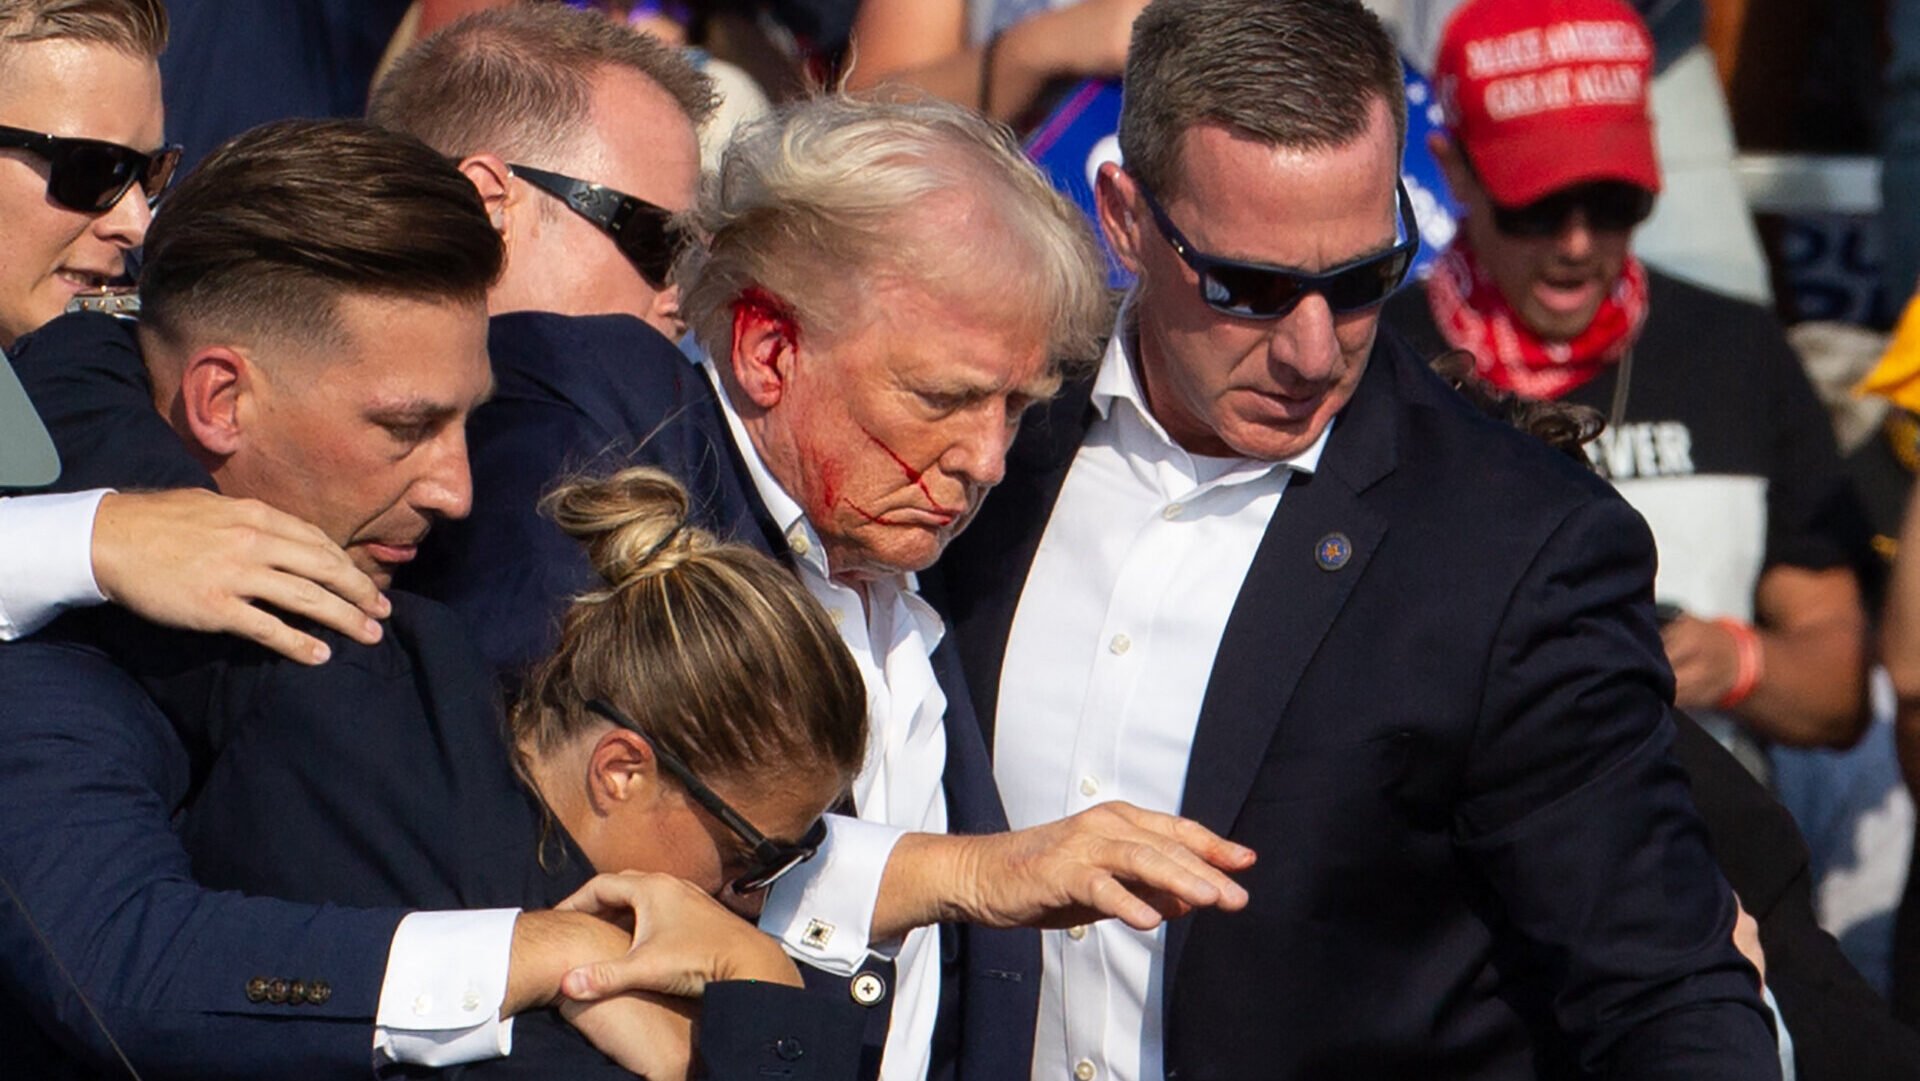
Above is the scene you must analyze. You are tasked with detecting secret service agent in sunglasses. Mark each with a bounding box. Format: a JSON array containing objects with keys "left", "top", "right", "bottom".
[
  {"left": 1139, "top": 178, "right": 1420, "bottom": 320},
  {"left": 0, "top": 124, "right": 182, "bottom": 214},
  {"left": 585, "top": 699, "right": 829, "bottom": 894},
  {"left": 510, "top": 163, "right": 688, "bottom": 290}
]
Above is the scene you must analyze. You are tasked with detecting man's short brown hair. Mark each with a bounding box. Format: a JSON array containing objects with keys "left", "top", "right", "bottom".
[
  {"left": 138, "top": 119, "right": 503, "bottom": 354},
  {"left": 369, "top": 4, "right": 715, "bottom": 164},
  {"left": 0, "top": 0, "right": 164, "bottom": 60},
  {"left": 1118, "top": 0, "right": 1405, "bottom": 200}
]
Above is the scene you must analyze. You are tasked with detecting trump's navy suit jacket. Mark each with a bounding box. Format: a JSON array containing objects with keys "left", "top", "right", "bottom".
[
  {"left": 404, "top": 312, "right": 1041, "bottom": 1081},
  {"left": 928, "top": 326, "right": 1781, "bottom": 1080}
]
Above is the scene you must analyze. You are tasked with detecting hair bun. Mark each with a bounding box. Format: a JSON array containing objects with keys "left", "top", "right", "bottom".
[{"left": 541, "top": 466, "right": 708, "bottom": 589}]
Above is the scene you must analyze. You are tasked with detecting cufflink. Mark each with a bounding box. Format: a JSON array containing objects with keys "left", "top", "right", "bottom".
[{"left": 801, "top": 919, "right": 834, "bottom": 950}]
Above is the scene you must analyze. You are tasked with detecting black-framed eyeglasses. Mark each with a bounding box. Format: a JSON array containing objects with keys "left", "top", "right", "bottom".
[
  {"left": 1138, "top": 179, "right": 1419, "bottom": 320},
  {"left": 0, "top": 124, "right": 182, "bottom": 214},
  {"left": 585, "top": 699, "right": 827, "bottom": 894},
  {"left": 1488, "top": 180, "right": 1654, "bottom": 238},
  {"left": 509, "top": 163, "right": 688, "bottom": 290}
]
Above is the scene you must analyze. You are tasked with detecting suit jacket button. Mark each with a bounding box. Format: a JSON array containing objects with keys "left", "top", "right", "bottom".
[
  {"left": 245, "top": 977, "right": 269, "bottom": 1003},
  {"left": 266, "top": 979, "right": 289, "bottom": 1005},
  {"left": 774, "top": 1037, "right": 805, "bottom": 1061},
  {"left": 308, "top": 981, "right": 333, "bottom": 1006},
  {"left": 288, "top": 980, "right": 308, "bottom": 1005},
  {"left": 849, "top": 972, "right": 886, "bottom": 1006}
]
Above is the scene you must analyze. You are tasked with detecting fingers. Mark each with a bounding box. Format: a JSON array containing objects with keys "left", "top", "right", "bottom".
[
  {"left": 1097, "top": 804, "right": 1254, "bottom": 909},
  {"left": 244, "top": 564, "right": 383, "bottom": 647},
  {"left": 555, "top": 870, "right": 660, "bottom": 919},
  {"left": 218, "top": 598, "right": 334, "bottom": 666}
]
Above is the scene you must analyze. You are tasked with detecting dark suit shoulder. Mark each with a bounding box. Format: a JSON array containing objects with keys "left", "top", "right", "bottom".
[
  {"left": 1372, "top": 325, "right": 1626, "bottom": 523},
  {"left": 7, "top": 311, "right": 210, "bottom": 494}
]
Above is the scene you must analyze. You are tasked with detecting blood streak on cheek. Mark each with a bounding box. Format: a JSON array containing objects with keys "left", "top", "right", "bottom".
[{"left": 862, "top": 427, "right": 956, "bottom": 514}]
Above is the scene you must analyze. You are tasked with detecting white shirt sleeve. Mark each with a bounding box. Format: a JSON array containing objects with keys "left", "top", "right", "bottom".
[
  {"left": 0, "top": 490, "right": 110, "bottom": 640},
  {"left": 759, "top": 814, "right": 907, "bottom": 974},
  {"left": 372, "top": 908, "right": 520, "bottom": 1068}
]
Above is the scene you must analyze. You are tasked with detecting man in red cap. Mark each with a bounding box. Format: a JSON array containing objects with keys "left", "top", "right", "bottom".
[{"left": 1385, "top": 0, "right": 1872, "bottom": 770}]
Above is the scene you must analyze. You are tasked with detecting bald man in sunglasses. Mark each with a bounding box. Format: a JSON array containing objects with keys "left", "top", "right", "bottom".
[
  {"left": 1381, "top": 0, "right": 1871, "bottom": 765},
  {"left": 930, "top": 0, "right": 1779, "bottom": 1077}
]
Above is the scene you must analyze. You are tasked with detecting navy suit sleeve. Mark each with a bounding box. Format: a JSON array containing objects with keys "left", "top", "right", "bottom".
[
  {"left": 1454, "top": 496, "right": 1781, "bottom": 1079},
  {"left": 0, "top": 638, "right": 406, "bottom": 1079}
]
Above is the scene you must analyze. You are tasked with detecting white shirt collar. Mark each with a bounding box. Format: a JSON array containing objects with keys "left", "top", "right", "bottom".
[{"left": 1091, "top": 296, "right": 1331, "bottom": 477}]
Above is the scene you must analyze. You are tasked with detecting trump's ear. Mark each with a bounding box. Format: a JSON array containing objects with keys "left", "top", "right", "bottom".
[
  {"left": 176, "top": 346, "right": 253, "bottom": 459},
  {"left": 727, "top": 288, "right": 801, "bottom": 411},
  {"left": 1095, "top": 162, "right": 1147, "bottom": 277}
]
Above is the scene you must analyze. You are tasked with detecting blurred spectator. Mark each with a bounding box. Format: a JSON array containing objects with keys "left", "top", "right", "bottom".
[
  {"left": 1885, "top": 0, "right": 1920, "bottom": 311},
  {"left": 1383, "top": 0, "right": 1872, "bottom": 770},
  {"left": 1372, "top": 0, "right": 1770, "bottom": 304},
  {"left": 844, "top": 0, "right": 1144, "bottom": 130}
]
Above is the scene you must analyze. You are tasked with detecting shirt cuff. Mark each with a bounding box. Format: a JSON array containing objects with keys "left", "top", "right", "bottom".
[
  {"left": 760, "top": 814, "right": 906, "bottom": 974},
  {"left": 0, "top": 490, "right": 110, "bottom": 640},
  {"left": 373, "top": 909, "right": 519, "bottom": 1068}
]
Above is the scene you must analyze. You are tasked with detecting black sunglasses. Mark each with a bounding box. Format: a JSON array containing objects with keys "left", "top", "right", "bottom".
[
  {"left": 1139, "top": 179, "right": 1419, "bottom": 320},
  {"left": 585, "top": 699, "right": 827, "bottom": 894},
  {"left": 0, "top": 124, "right": 182, "bottom": 214},
  {"left": 509, "top": 163, "right": 687, "bottom": 290},
  {"left": 1489, "top": 180, "right": 1655, "bottom": 238}
]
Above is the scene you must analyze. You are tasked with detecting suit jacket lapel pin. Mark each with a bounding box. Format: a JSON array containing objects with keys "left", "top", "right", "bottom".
[{"left": 1316, "top": 532, "right": 1353, "bottom": 571}]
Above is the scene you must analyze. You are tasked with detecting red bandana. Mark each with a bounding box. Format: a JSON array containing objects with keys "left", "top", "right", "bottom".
[{"left": 1422, "top": 240, "right": 1650, "bottom": 400}]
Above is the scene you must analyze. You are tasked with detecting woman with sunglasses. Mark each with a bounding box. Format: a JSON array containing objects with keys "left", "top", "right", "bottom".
[{"left": 159, "top": 465, "right": 870, "bottom": 1078}]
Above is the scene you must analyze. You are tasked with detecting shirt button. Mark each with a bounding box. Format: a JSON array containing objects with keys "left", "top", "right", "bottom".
[
  {"left": 412, "top": 993, "right": 433, "bottom": 1017},
  {"left": 461, "top": 990, "right": 482, "bottom": 1013},
  {"left": 788, "top": 532, "right": 812, "bottom": 557},
  {"left": 1067, "top": 925, "right": 1087, "bottom": 941},
  {"left": 1075, "top": 1059, "right": 1098, "bottom": 1081},
  {"left": 1108, "top": 633, "right": 1131, "bottom": 655},
  {"left": 828, "top": 608, "right": 845, "bottom": 627},
  {"left": 1079, "top": 776, "right": 1100, "bottom": 797},
  {"left": 1162, "top": 502, "right": 1184, "bottom": 520}
]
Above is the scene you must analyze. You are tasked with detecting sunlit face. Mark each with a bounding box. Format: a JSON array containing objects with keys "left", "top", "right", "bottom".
[
  {"left": 209, "top": 293, "right": 493, "bottom": 587},
  {"left": 0, "top": 39, "right": 164, "bottom": 347},
  {"left": 492, "top": 64, "right": 701, "bottom": 338},
  {"left": 1447, "top": 153, "right": 1636, "bottom": 342},
  {"left": 1102, "top": 102, "right": 1402, "bottom": 460},
  {"left": 608, "top": 762, "right": 843, "bottom": 919},
  {"left": 748, "top": 281, "right": 1056, "bottom": 581}
]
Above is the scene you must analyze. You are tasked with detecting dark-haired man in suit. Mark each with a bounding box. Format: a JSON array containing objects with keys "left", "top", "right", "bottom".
[{"left": 930, "top": 0, "right": 1779, "bottom": 1077}]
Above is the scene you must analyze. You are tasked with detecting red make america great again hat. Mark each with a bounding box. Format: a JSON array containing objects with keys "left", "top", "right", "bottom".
[{"left": 1435, "top": 0, "right": 1660, "bottom": 208}]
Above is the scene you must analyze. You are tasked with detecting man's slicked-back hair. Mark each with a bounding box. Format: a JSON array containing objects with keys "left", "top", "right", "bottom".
[
  {"left": 138, "top": 118, "right": 503, "bottom": 353},
  {"left": 682, "top": 93, "right": 1111, "bottom": 376},
  {"left": 369, "top": 3, "right": 715, "bottom": 164},
  {"left": 0, "top": 0, "right": 165, "bottom": 63},
  {"left": 1119, "top": 0, "right": 1405, "bottom": 200}
]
